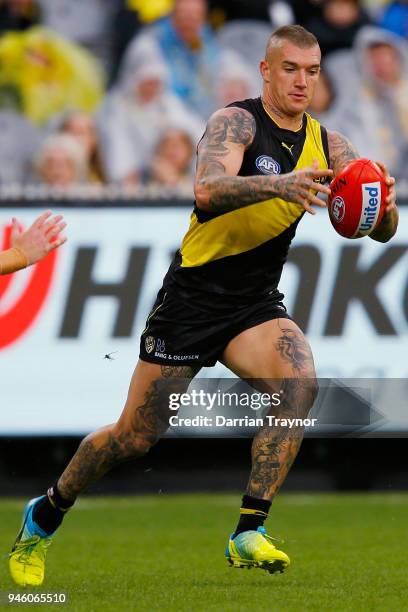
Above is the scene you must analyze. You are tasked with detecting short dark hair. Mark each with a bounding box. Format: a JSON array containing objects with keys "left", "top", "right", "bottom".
[{"left": 266, "top": 25, "right": 319, "bottom": 58}]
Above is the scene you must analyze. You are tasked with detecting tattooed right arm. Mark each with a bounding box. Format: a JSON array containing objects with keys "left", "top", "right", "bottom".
[{"left": 194, "top": 108, "right": 333, "bottom": 214}]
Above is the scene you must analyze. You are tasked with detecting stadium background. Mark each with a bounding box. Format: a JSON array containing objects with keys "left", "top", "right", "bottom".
[{"left": 0, "top": 1, "right": 407, "bottom": 609}]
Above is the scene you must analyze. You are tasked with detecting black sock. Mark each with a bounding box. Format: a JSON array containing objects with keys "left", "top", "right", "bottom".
[
  {"left": 233, "top": 495, "right": 271, "bottom": 537},
  {"left": 32, "top": 483, "right": 75, "bottom": 535}
]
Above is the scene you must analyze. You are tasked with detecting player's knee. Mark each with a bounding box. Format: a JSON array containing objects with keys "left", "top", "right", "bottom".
[{"left": 280, "top": 375, "right": 318, "bottom": 418}]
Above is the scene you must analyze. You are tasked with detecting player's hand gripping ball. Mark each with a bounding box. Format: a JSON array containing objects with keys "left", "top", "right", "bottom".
[{"left": 328, "top": 158, "right": 388, "bottom": 238}]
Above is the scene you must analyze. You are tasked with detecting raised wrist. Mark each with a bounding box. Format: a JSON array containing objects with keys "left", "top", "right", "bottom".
[{"left": 0, "top": 246, "right": 29, "bottom": 275}]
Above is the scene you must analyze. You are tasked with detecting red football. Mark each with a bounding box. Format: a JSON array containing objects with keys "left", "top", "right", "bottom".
[{"left": 328, "top": 159, "right": 388, "bottom": 238}]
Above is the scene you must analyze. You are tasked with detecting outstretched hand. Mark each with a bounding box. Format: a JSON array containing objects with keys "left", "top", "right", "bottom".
[{"left": 11, "top": 210, "right": 67, "bottom": 265}]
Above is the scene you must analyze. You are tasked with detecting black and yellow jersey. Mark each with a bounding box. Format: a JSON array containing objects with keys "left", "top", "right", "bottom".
[{"left": 164, "top": 97, "right": 329, "bottom": 299}]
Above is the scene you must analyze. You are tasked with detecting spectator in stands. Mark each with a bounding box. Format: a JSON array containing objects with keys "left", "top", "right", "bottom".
[
  {"left": 217, "top": 19, "right": 273, "bottom": 72},
  {"left": 0, "top": 0, "right": 40, "bottom": 35},
  {"left": 361, "top": 1, "right": 390, "bottom": 20},
  {"left": 208, "top": 0, "right": 272, "bottom": 27},
  {"left": 306, "top": 0, "right": 371, "bottom": 56},
  {"left": 308, "top": 69, "right": 338, "bottom": 124},
  {"left": 111, "top": 0, "right": 173, "bottom": 81},
  {"left": 291, "top": 0, "right": 324, "bottom": 25},
  {"left": 0, "top": 26, "right": 105, "bottom": 124},
  {"left": 0, "top": 110, "right": 41, "bottom": 184},
  {"left": 58, "top": 111, "right": 106, "bottom": 184},
  {"left": 214, "top": 51, "right": 258, "bottom": 107},
  {"left": 36, "top": 0, "right": 118, "bottom": 72},
  {"left": 146, "top": 127, "right": 195, "bottom": 193},
  {"left": 98, "top": 45, "right": 204, "bottom": 186},
  {"left": 331, "top": 26, "right": 408, "bottom": 178},
  {"left": 121, "top": 0, "right": 226, "bottom": 118},
  {"left": 379, "top": 1, "right": 408, "bottom": 39},
  {"left": 33, "top": 133, "right": 86, "bottom": 190}
]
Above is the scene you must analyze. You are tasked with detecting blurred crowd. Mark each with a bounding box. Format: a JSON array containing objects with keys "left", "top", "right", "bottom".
[{"left": 0, "top": 0, "right": 407, "bottom": 198}]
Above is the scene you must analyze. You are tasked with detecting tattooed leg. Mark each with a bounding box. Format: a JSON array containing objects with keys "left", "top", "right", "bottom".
[
  {"left": 57, "top": 361, "right": 199, "bottom": 501},
  {"left": 222, "top": 318, "right": 318, "bottom": 501},
  {"left": 247, "top": 377, "right": 317, "bottom": 500}
]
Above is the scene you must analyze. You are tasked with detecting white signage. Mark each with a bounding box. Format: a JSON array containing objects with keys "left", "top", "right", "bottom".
[{"left": 0, "top": 206, "right": 406, "bottom": 434}]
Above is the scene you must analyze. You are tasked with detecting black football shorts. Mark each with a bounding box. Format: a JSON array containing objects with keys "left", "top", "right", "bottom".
[{"left": 139, "top": 283, "right": 291, "bottom": 368}]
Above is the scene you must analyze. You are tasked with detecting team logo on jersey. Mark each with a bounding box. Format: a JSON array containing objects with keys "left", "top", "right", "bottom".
[
  {"left": 331, "top": 196, "right": 345, "bottom": 223},
  {"left": 255, "top": 155, "right": 281, "bottom": 175},
  {"left": 145, "top": 335, "right": 155, "bottom": 353}
]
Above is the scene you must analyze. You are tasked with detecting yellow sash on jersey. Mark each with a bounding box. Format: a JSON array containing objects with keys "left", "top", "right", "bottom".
[{"left": 180, "top": 113, "right": 328, "bottom": 268}]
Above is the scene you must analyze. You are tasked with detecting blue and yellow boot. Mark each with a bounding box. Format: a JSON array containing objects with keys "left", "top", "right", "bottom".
[
  {"left": 9, "top": 496, "right": 54, "bottom": 586},
  {"left": 226, "top": 526, "right": 290, "bottom": 574}
]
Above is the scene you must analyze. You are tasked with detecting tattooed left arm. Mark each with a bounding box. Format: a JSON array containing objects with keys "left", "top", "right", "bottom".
[{"left": 327, "top": 129, "right": 359, "bottom": 176}]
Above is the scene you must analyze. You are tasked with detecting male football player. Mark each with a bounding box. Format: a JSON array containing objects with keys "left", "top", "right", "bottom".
[{"left": 9, "top": 25, "right": 398, "bottom": 585}]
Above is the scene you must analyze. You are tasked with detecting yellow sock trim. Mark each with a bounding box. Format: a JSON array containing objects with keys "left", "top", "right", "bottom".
[{"left": 239, "top": 508, "right": 268, "bottom": 517}]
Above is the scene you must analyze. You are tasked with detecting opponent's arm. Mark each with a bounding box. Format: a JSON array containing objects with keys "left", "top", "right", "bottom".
[
  {"left": 327, "top": 131, "right": 398, "bottom": 242},
  {"left": 0, "top": 211, "right": 67, "bottom": 275},
  {"left": 195, "top": 107, "right": 333, "bottom": 214},
  {"left": 0, "top": 246, "right": 28, "bottom": 275}
]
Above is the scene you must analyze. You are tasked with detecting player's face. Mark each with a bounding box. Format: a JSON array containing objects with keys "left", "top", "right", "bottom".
[{"left": 262, "top": 41, "right": 321, "bottom": 117}]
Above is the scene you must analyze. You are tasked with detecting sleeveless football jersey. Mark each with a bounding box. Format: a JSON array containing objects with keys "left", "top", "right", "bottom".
[{"left": 164, "top": 97, "right": 329, "bottom": 298}]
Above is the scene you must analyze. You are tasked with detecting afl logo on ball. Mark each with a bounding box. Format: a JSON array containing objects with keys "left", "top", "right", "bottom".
[
  {"left": 256, "top": 155, "right": 281, "bottom": 175},
  {"left": 145, "top": 336, "right": 155, "bottom": 353},
  {"left": 331, "top": 196, "right": 346, "bottom": 223}
]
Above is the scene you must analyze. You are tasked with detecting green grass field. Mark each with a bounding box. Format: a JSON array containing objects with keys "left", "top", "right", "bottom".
[{"left": 0, "top": 493, "right": 407, "bottom": 612}]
